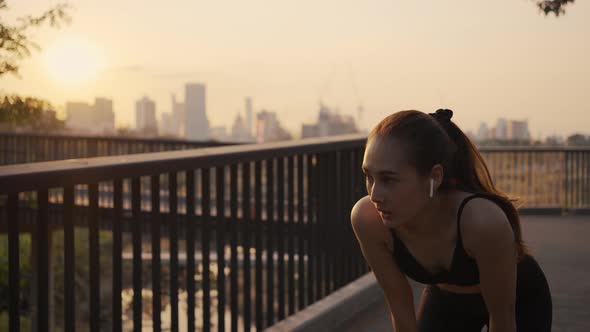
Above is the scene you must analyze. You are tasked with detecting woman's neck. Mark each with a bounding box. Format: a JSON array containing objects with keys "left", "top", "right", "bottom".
[{"left": 397, "top": 190, "right": 462, "bottom": 239}]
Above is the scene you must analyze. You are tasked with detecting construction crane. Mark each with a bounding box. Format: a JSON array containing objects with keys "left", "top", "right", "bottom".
[
  {"left": 317, "top": 64, "right": 365, "bottom": 130},
  {"left": 348, "top": 65, "right": 365, "bottom": 131}
]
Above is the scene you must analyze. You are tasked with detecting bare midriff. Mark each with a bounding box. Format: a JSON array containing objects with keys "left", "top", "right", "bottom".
[{"left": 436, "top": 283, "right": 481, "bottom": 294}]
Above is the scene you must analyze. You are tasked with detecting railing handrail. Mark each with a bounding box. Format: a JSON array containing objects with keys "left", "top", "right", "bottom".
[
  {"left": 2, "top": 134, "right": 590, "bottom": 193},
  {"left": 0, "top": 134, "right": 367, "bottom": 193},
  {"left": 478, "top": 146, "right": 590, "bottom": 152},
  {"left": 0, "top": 131, "right": 240, "bottom": 146}
]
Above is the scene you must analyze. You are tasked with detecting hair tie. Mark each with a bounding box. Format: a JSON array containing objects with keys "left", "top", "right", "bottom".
[{"left": 429, "top": 109, "right": 453, "bottom": 124}]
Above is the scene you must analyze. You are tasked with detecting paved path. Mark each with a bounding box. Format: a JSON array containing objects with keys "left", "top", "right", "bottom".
[{"left": 340, "top": 215, "right": 590, "bottom": 332}]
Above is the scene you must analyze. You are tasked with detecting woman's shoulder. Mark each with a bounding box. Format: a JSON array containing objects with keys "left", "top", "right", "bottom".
[
  {"left": 459, "top": 195, "right": 515, "bottom": 255},
  {"left": 351, "top": 195, "right": 394, "bottom": 252},
  {"left": 459, "top": 194, "right": 510, "bottom": 229}
]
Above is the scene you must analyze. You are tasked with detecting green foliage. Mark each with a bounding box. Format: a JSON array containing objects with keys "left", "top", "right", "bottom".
[
  {"left": 0, "top": 95, "right": 65, "bottom": 132},
  {"left": 536, "top": 0, "right": 575, "bottom": 16},
  {"left": 0, "top": 234, "right": 32, "bottom": 315},
  {"left": 0, "top": 0, "right": 71, "bottom": 77},
  {"left": 0, "top": 311, "right": 31, "bottom": 331}
]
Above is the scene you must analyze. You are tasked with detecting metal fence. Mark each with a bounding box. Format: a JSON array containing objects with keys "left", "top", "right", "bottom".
[
  {"left": 0, "top": 134, "right": 369, "bottom": 332},
  {"left": 480, "top": 147, "right": 590, "bottom": 211}
]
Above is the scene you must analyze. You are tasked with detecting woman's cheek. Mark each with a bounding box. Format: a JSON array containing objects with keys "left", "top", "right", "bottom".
[
  {"left": 391, "top": 184, "right": 418, "bottom": 219},
  {"left": 388, "top": 186, "right": 406, "bottom": 217}
]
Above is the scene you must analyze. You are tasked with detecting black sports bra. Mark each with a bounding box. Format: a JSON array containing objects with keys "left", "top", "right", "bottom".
[{"left": 390, "top": 193, "right": 506, "bottom": 286}]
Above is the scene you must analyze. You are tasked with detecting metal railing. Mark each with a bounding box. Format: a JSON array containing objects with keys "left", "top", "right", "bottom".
[
  {"left": 480, "top": 147, "right": 590, "bottom": 211},
  {"left": 0, "top": 136, "right": 588, "bottom": 332},
  {"left": 0, "top": 134, "right": 369, "bottom": 332},
  {"left": 0, "top": 132, "right": 239, "bottom": 166}
]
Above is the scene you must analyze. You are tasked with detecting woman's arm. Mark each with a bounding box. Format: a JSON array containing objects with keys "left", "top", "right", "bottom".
[
  {"left": 351, "top": 196, "right": 417, "bottom": 332},
  {"left": 461, "top": 198, "right": 518, "bottom": 332}
]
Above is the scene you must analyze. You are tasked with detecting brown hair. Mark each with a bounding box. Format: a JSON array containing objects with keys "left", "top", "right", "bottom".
[{"left": 367, "top": 109, "right": 528, "bottom": 259}]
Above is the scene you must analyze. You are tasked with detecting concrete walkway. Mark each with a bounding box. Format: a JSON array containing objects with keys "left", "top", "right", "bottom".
[{"left": 340, "top": 215, "right": 590, "bottom": 332}]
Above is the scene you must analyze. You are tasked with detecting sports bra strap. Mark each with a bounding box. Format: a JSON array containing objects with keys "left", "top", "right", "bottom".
[{"left": 456, "top": 193, "right": 489, "bottom": 244}]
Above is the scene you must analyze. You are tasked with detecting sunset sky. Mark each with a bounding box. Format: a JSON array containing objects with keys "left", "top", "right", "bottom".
[{"left": 2, "top": 0, "right": 589, "bottom": 138}]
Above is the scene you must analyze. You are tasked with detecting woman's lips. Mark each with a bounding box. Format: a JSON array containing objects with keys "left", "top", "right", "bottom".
[{"left": 377, "top": 209, "right": 392, "bottom": 217}]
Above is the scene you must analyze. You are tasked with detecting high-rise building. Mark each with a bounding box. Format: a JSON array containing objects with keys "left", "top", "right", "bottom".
[
  {"left": 135, "top": 96, "right": 157, "bottom": 136},
  {"left": 508, "top": 120, "right": 530, "bottom": 141},
  {"left": 160, "top": 112, "right": 175, "bottom": 137},
  {"left": 65, "top": 97, "right": 115, "bottom": 134},
  {"left": 245, "top": 97, "right": 253, "bottom": 137},
  {"left": 301, "top": 103, "right": 358, "bottom": 138},
  {"left": 477, "top": 122, "right": 489, "bottom": 142},
  {"left": 256, "top": 110, "right": 292, "bottom": 143},
  {"left": 171, "top": 94, "right": 185, "bottom": 137},
  {"left": 496, "top": 118, "right": 508, "bottom": 140},
  {"left": 231, "top": 113, "right": 252, "bottom": 142},
  {"left": 93, "top": 98, "right": 115, "bottom": 133},
  {"left": 66, "top": 102, "right": 93, "bottom": 132},
  {"left": 185, "top": 83, "right": 209, "bottom": 140}
]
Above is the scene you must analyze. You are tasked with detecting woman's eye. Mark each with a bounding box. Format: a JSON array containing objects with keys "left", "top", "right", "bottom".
[{"left": 382, "top": 177, "right": 397, "bottom": 184}]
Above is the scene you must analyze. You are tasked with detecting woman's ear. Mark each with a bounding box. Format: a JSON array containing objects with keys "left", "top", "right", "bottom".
[{"left": 430, "top": 164, "right": 444, "bottom": 190}]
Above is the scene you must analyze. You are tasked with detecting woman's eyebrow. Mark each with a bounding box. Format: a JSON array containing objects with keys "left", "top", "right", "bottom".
[{"left": 361, "top": 165, "right": 399, "bottom": 175}]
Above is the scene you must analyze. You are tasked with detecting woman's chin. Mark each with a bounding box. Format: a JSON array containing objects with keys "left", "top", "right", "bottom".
[{"left": 380, "top": 216, "right": 397, "bottom": 227}]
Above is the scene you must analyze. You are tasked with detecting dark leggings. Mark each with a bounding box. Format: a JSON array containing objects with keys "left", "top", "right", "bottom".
[{"left": 416, "top": 255, "right": 552, "bottom": 332}]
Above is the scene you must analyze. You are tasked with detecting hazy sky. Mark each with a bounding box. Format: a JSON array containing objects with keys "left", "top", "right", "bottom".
[{"left": 2, "top": 0, "right": 589, "bottom": 138}]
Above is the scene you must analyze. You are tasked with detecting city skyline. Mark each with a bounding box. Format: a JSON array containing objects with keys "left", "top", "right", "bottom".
[
  {"left": 61, "top": 89, "right": 552, "bottom": 142},
  {"left": 1, "top": 0, "right": 589, "bottom": 138}
]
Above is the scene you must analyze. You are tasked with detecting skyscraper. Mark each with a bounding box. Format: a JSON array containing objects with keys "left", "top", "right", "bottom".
[
  {"left": 135, "top": 96, "right": 157, "bottom": 136},
  {"left": 301, "top": 103, "right": 358, "bottom": 138},
  {"left": 477, "top": 122, "right": 489, "bottom": 141},
  {"left": 185, "top": 83, "right": 209, "bottom": 140},
  {"left": 245, "top": 97, "right": 253, "bottom": 137},
  {"left": 171, "top": 94, "right": 185, "bottom": 137},
  {"left": 231, "top": 113, "right": 251, "bottom": 142},
  {"left": 508, "top": 120, "right": 530, "bottom": 140},
  {"left": 65, "top": 102, "right": 93, "bottom": 133},
  {"left": 496, "top": 118, "right": 508, "bottom": 140},
  {"left": 256, "top": 110, "right": 292, "bottom": 143},
  {"left": 65, "top": 97, "right": 115, "bottom": 134},
  {"left": 94, "top": 97, "right": 115, "bottom": 133}
]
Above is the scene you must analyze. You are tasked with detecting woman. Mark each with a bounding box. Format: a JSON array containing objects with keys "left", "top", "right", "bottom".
[{"left": 350, "top": 109, "right": 552, "bottom": 332}]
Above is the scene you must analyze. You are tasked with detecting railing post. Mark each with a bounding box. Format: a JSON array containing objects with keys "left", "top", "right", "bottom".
[
  {"left": 202, "top": 168, "right": 212, "bottom": 332},
  {"left": 151, "top": 175, "right": 162, "bottom": 332},
  {"left": 215, "top": 167, "right": 226, "bottom": 332},
  {"left": 562, "top": 150, "right": 570, "bottom": 212},
  {"left": 170, "top": 172, "right": 180, "bottom": 332},
  {"left": 31, "top": 190, "right": 49, "bottom": 332},
  {"left": 131, "top": 177, "right": 142, "bottom": 331},
  {"left": 254, "top": 160, "right": 263, "bottom": 330},
  {"left": 276, "top": 157, "right": 285, "bottom": 321},
  {"left": 266, "top": 158, "right": 276, "bottom": 326},
  {"left": 229, "top": 164, "right": 239, "bottom": 332},
  {"left": 186, "top": 169, "right": 196, "bottom": 332},
  {"left": 112, "top": 180, "right": 123, "bottom": 332},
  {"left": 88, "top": 139, "right": 98, "bottom": 158},
  {"left": 8, "top": 194, "right": 20, "bottom": 332},
  {"left": 63, "top": 186, "right": 76, "bottom": 332}
]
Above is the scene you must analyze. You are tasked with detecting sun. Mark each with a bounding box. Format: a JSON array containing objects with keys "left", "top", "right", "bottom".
[{"left": 44, "top": 37, "right": 104, "bottom": 85}]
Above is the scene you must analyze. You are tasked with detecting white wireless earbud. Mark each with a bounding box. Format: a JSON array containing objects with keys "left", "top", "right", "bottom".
[{"left": 429, "top": 178, "right": 434, "bottom": 198}]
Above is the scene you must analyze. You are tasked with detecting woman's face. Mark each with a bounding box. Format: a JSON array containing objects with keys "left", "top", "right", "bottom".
[{"left": 362, "top": 136, "right": 430, "bottom": 229}]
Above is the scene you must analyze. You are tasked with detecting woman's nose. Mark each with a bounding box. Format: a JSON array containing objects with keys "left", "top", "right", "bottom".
[{"left": 369, "top": 184, "right": 384, "bottom": 203}]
